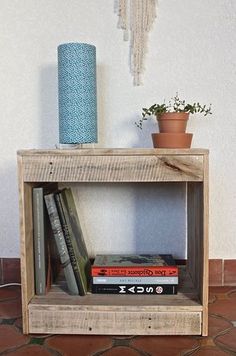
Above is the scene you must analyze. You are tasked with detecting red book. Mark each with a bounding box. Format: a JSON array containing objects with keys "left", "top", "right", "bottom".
[{"left": 91, "top": 254, "right": 178, "bottom": 277}]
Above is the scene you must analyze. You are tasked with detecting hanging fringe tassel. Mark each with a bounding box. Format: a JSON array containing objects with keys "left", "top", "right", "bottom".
[
  {"left": 115, "top": 0, "right": 129, "bottom": 41},
  {"left": 115, "top": 0, "right": 157, "bottom": 85}
]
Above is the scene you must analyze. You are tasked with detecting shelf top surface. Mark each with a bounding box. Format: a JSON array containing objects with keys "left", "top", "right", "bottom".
[{"left": 17, "top": 148, "right": 209, "bottom": 157}]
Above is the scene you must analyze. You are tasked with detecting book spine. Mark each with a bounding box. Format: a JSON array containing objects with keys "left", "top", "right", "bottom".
[
  {"left": 62, "top": 189, "right": 89, "bottom": 257},
  {"left": 33, "top": 188, "right": 46, "bottom": 295},
  {"left": 54, "top": 192, "right": 85, "bottom": 296},
  {"left": 93, "top": 276, "right": 178, "bottom": 285},
  {"left": 61, "top": 189, "right": 91, "bottom": 292},
  {"left": 44, "top": 193, "right": 79, "bottom": 295},
  {"left": 91, "top": 267, "right": 178, "bottom": 277},
  {"left": 92, "top": 284, "right": 177, "bottom": 295}
]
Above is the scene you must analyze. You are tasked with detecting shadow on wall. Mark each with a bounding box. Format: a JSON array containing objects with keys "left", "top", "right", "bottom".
[
  {"left": 38, "top": 63, "right": 106, "bottom": 149},
  {"left": 107, "top": 115, "right": 187, "bottom": 259},
  {"left": 96, "top": 64, "right": 107, "bottom": 147},
  {"left": 0, "top": 163, "right": 20, "bottom": 257},
  {"left": 111, "top": 111, "right": 158, "bottom": 148},
  {"left": 133, "top": 182, "right": 187, "bottom": 259},
  {"left": 132, "top": 115, "right": 158, "bottom": 148},
  {"left": 71, "top": 183, "right": 187, "bottom": 259},
  {"left": 39, "top": 64, "right": 58, "bottom": 148}
]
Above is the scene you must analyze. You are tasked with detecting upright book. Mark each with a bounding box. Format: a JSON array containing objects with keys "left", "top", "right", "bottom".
[
  {"left": 92, "top": 254, "right": 178, "bottom": 277},
  {"left": 33, "top": 187, "right": 49, "bottom": 295},
  {"left": 55, "top": 188, "right": 91, "bottom": 295},
  {"left": 44, "top": 193, "right": 79, "bottom": 295}
]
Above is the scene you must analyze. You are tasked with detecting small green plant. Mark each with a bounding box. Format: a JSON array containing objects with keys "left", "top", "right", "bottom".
[{"left": 136, "top": 93, "right": 212, "bottom": 129}]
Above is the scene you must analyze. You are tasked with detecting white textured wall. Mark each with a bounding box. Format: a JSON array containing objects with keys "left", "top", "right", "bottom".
[{"left": 0, "top": 0, "right": 236, "bottom": 258}]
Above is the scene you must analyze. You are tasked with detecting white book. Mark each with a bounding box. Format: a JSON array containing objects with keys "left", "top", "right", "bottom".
[{"left": 93, "top": 276, "right": 178, "bottom": 285}]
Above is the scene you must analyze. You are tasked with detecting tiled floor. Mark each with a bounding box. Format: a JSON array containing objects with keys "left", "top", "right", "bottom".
[{"left": 0, "top": 286, "right": 236, "bottom": 355}]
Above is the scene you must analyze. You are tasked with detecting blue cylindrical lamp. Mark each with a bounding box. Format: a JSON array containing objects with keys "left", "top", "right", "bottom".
[{"left": 58, "top": 43, "right": 97, "bottom": 144}]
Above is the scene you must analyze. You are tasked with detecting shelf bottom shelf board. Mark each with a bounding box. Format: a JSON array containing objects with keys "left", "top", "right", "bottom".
[
  {"left": 28, "top": 291, "right": 203, "bottom": 335},
  {"left": 28, "top": 305, "right": 202, "bottom": 335}
]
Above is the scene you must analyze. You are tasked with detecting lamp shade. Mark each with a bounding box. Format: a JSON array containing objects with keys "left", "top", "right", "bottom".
[{"left": 58, "top": 43, "right": 97, "bottom": 144}]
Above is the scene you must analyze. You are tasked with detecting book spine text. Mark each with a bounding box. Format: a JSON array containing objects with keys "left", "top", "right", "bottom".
[
  {"left": 93, "top": 276, "right": 178, "bottom": 284},
  {"left": 92, "top": 284, "right": 177, "bottom": 294}
]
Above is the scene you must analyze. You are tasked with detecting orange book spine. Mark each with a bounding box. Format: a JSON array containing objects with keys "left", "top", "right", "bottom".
[{"left": 91, "top": 266, "right": 178, "bottom": 277}]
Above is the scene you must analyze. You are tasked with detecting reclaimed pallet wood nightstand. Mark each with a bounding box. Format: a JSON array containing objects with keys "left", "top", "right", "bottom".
[{"left": 17, "top": 148, "right": 209, "bottom": 336}]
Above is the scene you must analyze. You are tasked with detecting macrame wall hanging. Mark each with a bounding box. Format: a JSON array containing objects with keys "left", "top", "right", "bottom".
[{"left": 115, "top": 0, "right": 158, "bottom": 86}]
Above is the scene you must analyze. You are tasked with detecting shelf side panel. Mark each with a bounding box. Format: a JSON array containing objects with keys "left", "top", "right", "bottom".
[
  {"left": 202, "top": 154, "right": 209, "bottom": 335},
  {"left": 187, "top": 181, "right": 208, "bottom": 335},
  {"left": 187, "top": 183, "right": 203, "bottom": 293},
  {"left": 18, "top": 155, "right": 35, "bottom": 334}
]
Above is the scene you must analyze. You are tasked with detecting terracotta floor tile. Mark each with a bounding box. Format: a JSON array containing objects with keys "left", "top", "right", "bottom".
[
  {"left": 191, "top": 347, "right": 229, "bottom": 355},
  {"left": 228, "top": 289, "right": 236, "bottom": 299},
  {"left": 209, "top": 298, "right": 236, "bottom": 321},
  {"left": 0, "top": 298, "right": 22, "bottom": 319},
  {"left": 208, "top": 293, "right": 217, "bottom": 304},
  {"left": 0, "top": 286, "right": 21, "bottom": 301},
  {"left": 0, "top": 325, "right": 29, "bottom": 353},
  {"left": 6, "top": 344, "right": 52, "bottom": 355},
  {"left": 224, "top": 260, "right": 236, "bottom": 285},
  {"left": 14, "top": 318, "right": 23, "bottom": 331},
  {"left": 198, "top": 337, "right": 215, "bottom": 347},
  {"left": 46, "top": 335, "right": 113, "bottom": 356},
  {"left": 209, "top": 287, "right": 235, "bottom": 304},
  {"left": 131, "top": 336, "right": 199, "bottom": 355},
  {"left": 209, "top": 286, "right": 235, "bottom": 295},
  {"left": 215, "top": 327, "right": 236, "bottom": 353},
  {"left": 2, "top": 258, "right": 21, "bottom": 284},
  {"left": 0, "top": 259, "right": 3, "bottom": 284},
  {"left": 208, "top": 315, "right": 232, "bottom": 337},
  {"left": 101, "top": 346, "right": 140, "bottom": 356},
  {"left": 209, "top": 259, "right": 223, "bottom": 286}
]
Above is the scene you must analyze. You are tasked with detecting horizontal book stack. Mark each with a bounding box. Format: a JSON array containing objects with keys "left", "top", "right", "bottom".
[{"left": 91, "top": 254, "right": 178, "bottom": 295}]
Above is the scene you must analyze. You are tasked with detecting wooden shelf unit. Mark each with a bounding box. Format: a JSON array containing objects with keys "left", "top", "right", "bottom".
[{"left": 17, "top": 148, "right": 209, "bottom": 336}]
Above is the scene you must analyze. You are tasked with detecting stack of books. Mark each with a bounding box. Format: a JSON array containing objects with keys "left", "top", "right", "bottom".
[{"left": 91, "top": 254, "right": 178, "bottom": 295}]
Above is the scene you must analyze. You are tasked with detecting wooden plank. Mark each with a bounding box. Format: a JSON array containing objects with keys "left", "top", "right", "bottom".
[
  {"left": 18, "top": 148, "right": 209, "bottom": 156},
  {"left": 17, "top": 156, "right": 35, "bottom": 334},
  {"left": 187, "top": 183, "right": 203, "bottom": 294},
  {"left": 21, "top": 155, "right": 204, "bottom": 182},
  {"left": 30, "top": 292, "right": 202, "bottom": 311},
  {"left": 28, "top": 308, "right": 201, "bottom": 335},
  {"left": 202, "top": 154, "right": 209, "bottom": 336},
  {"left": 187, "top": 152, "right": 209, "bottom": 336}
]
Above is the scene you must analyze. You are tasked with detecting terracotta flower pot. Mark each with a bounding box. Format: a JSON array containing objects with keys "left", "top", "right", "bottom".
[
  {"left": 157, "top": 112, "right": 189, "bottom": 133},
  {"left": 152, "top": 133, "right": 193, "bottom": 148}
]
